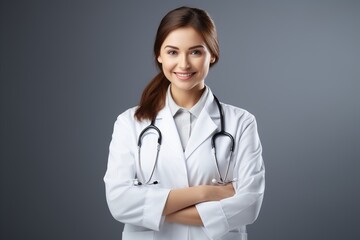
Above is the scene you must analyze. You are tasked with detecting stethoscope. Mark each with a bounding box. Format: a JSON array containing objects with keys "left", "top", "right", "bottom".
[{"left": 133, "top": 94, "right": 235, "bottom": 186}]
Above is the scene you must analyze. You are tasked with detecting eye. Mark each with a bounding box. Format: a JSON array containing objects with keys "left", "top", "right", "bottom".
[
  {"left": 167, "top": 50, "right": 178, "bottom": 55},
  {"left": 191, "top": 49, "right": 202, "bottom": 55}
]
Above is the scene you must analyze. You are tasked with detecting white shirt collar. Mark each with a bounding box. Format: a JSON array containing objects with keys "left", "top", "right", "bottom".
[{"left": 167, "top": 85, "right": 209, "bottom": 118}]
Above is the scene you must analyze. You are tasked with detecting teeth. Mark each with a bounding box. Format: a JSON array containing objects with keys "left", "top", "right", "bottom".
[{"left": 177, "top": 73, "right": 193, "bottom": 77}]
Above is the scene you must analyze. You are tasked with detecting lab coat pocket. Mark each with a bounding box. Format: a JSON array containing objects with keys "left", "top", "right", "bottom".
[
  {"left": 122, "top": 230, "right": 154, "bottom": 240},
  {"left": 221, "top": 232, "right": 247, "bottom": 240}
]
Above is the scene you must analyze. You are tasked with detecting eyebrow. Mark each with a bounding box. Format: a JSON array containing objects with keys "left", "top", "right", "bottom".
[{"left": 164, "top": 45, "right": 205, "bottom": 50}]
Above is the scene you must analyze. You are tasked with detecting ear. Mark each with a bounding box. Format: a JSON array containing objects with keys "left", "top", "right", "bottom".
[
  {"left": 210, "top": 56, "right": 216, "bottom": 63},
  {"left": 157, "top": 55, "right": 163, "bottom": 63}
]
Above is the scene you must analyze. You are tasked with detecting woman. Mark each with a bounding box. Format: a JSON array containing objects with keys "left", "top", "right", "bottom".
[{"left": 104, "top": 6, "right": 265, "bottom": 240}]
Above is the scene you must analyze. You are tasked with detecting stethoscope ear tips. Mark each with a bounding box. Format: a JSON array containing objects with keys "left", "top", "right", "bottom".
[
  {"left": 211, "top": 178, "right": 238, "bottom": 185},
  {"left": 133, "top": 179, "right": 142, "bottom": 186},
  {"left": 134, "top": 179, "right": 159, "bottom": 186}
]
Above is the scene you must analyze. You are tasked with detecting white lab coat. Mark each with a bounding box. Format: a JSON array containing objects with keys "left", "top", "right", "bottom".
[{"left": 104, "top": 87, "right": 265, "bottom": 240}]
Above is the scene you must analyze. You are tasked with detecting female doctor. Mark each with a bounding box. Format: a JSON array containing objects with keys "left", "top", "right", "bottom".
[{"left": 104, "top": 6, "right": 265, "bottom": 240}]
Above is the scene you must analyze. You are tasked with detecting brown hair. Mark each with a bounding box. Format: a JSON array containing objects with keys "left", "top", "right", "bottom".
[{"left": 135, "top": 6, "right": 219, "bottom": 121}]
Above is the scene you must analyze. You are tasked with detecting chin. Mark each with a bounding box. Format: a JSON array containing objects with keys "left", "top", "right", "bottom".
[{"left": 171, "top": 81, "right": 204, "bottom": 91}]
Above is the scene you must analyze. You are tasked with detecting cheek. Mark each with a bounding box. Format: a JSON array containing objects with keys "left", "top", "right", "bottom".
[
  {"left": 161, "top": 60, "right": 176, "bottom": 72},
  {"left": 194, "top": 57, "right": 211, "bottom": 69},
  {"left": 161, "top": 62, "right": 175, "bottom": 80},
  {"left": 198, "top": 60, "right": 211, "bottom": 73}
]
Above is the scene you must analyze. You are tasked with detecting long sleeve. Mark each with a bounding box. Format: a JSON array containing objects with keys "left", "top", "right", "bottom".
[
  {"left": 103, "top": 112, "right": 171, "bottom": 231},
  {"left": 196, "top": 114, "right": 265, "bottom": 239}
]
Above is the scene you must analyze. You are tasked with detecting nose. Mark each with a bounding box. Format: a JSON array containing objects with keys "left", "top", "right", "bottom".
[{"left": 179, "top": 54, "right": 190, "bottom": 70}]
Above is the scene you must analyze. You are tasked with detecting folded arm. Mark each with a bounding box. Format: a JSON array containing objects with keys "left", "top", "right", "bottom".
[
  {"left": 166, "top": 206, "right": 203, "bottom": 225},
  {"left": 163, "top": 184, "right": 235, "bottom": 225}
]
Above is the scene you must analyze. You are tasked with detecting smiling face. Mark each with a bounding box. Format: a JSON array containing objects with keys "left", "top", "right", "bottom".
[{"left": 157, "top": 27, "right": 215, "bottom": 97}]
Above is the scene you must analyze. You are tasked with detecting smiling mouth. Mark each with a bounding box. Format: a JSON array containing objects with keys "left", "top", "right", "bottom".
[{"left": 174, "top": 72, "right": 195, "bottom": 78}]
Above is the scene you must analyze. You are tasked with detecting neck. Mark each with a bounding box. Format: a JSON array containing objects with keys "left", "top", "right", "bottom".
[{"left": 170, "top": 85, "right": 205, "bottom": 109}]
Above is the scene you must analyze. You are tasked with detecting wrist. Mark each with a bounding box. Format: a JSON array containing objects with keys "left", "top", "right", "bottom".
[{"left": 165, "top": 214, "right": 174, "bottom": 223}]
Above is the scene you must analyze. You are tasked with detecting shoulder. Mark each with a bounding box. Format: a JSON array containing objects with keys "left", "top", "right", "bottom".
[
  {"left": 220, "top": 102, "right": 256, "bottom": 124},
  {"left": 114, "top": 106, "right": 151, "bottom": 129},
  {"left": 116, "top": 106, "right": 138, "bottom": 122},
  {"left": 219, "top": 102, "right": 260, "bottom": 139},
  {"left": 206, "top": 86, "right": 255, "bottom": 124},
  {"left": 110, "top": 107, "right": 143, "bottom": 139}
]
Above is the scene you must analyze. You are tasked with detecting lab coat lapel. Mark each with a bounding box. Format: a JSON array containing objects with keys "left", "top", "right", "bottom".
[
  {"left": 155, "top": 106, "right": 185, "bottom": 160},
  {"left": 185, "top": 90, "right": 219, "bottom": 159}
]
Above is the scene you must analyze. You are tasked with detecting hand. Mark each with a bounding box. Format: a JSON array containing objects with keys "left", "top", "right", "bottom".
[{"left": 203, "top": 183, "right": 235, "bottom": 202}]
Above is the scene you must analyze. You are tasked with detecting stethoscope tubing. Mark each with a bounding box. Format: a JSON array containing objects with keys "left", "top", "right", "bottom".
[
  {"left": 136, "top": 143, "right": 160, "bottom": 185},
  {"left": 211, "top": 95, "right": 236, "bottom": 185},
  {"left": 135, "top": 94, "right": 236, "bottom": 186},
  {"left": 135, "top": 120, "right": 162, "bottom": 185}
]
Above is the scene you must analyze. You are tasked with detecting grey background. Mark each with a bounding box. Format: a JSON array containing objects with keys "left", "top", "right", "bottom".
[{"left": 1, "top": 0, "right": 359, "bottom": 239}]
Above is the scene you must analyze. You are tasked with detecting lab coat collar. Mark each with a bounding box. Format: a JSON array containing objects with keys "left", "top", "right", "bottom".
[{"left": 185, "top": 87, "right": 219, "bottom": 158}]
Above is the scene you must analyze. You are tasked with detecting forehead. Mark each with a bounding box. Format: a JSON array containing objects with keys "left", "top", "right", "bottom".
[{"left": 161, "top": 27, "right": 205, "bottom": 48}]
